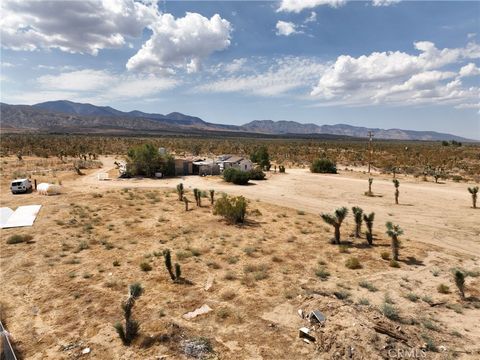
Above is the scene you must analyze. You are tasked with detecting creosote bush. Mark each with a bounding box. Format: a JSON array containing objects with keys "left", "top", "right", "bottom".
[
  {"left": 223, "top": 168, "right": 250, "bottom": 185},
  {"left": 437, "top": 283, "right": 450, "bottom": 294},
  {"left": 310, "top": 158, "right": 337, "bottom": 174},
  {"left": 345, "top": 257, "right": 362, "bottom": 269},
  {"left": 6, "top": 234, "right": 33, "bottom": 244},
  {"left": 248, "top": 167, "right": 266, "bottom": 180},
  {"left": 213, "top": 195, "right": 247, "bottom": 224}
]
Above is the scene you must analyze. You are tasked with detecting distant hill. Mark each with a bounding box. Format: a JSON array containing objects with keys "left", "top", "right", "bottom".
[
  {"left": 242, "top": 120, "right": 471, "bottom": 142},
  {"left": 0, "top": 100, "right": 472, "bottom": 141}
]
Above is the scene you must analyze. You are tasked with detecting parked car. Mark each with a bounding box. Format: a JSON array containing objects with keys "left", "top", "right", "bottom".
[{"left": 10, "top": 178, "right": 33, "bottom": 194}]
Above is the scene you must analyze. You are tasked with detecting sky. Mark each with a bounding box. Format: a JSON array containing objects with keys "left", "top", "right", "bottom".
[{"left": 1, "top": 0, "right": 479, "bottom": 139}]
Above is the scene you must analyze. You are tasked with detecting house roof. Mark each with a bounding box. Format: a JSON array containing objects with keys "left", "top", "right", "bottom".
[{"left": 222, "top": 156, "right": 244, "bottom": 163}]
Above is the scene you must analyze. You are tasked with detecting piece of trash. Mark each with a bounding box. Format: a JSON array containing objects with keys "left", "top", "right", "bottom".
[
  {"left": 82, "top": 347, "right": 91, "bottom": 354},
  {"left": 299, "top": 327, "right": 316, "bottom": 342},
  {"left": 204, "top": 275, "right": 214, "bottom": 291},
  {"left": 298, "top": 309, "right": 304, "bottom": 319},
  {"left": 308, "top": 310, "right": 326, "bottom": 323},
  {"left": 302, "top": 338, "right": 311, "bottom": 344},
  {"left": 183, "top": 304, "right": 212, "bottom": 320}
]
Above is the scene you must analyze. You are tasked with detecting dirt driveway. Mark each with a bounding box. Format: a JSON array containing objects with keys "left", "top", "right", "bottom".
[{"left": 77, "top": 156, "right": 480, "bottom": 257}]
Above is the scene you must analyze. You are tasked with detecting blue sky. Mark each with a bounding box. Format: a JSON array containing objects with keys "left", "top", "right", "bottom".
[{"left": 1, "top": 0, "right": 479, "bottom": 138}]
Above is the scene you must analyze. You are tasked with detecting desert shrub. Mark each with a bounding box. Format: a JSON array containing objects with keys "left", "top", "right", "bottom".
[
  {"left": 358, "top": 298, "right": 370, "bottom": 305},
  {"left": 381, "top": 302, "right": 400, "bottom": 321},
  {"left": 345, "top": 257, "right": 362, "bottom": 269},
  {"left": 389, "top": 260, "right": 400, "bottom": 268},
  {"left": 359, "top": 280, "right": 377, "bottom": 292},
  {"left": 333, "top": 290, "right": 351, "bottom": 300},
  {"left": 310, "top": 158, "right": 337, "bottom": 174},
  {"left": 213, "top": 195, "right": 247, "bottom": 224},
  {"left": 279, "top": 165, "right": 286, "bottom": 173},
  {"left": 6, "top": 234, "right": 33, "bottom": 244},
  {"left": 405, "top": 293, "right": 420, "bottom": 302},
  {"left": 140, "top": 262, "right": 152, "bottom": 272},
  {"left": 223, "top": 168, "right": 250, "bottom": 185},
  {"left": 437, "top": 284, "right": 450, "bottom": 294},
  {"left": 380, "top": 251, "right": 390, "bottom": 260},
  {"left": 315, "top": 266, "right": 330, "bottom": 281},
  {"left": 248, "top": 167, "right": 266, "bottom": 180}
]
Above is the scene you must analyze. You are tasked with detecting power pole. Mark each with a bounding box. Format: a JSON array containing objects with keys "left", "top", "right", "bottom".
[{"left": 367, "top": 131, "right": 374, "bottom": 174}]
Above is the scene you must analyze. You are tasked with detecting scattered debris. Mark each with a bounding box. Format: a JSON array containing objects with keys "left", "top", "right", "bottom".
[
  {"left": 308, "top": 310, "right": 326, "bottom": 324},
  {"left": 81, "top": 347, "right": 91, "bottom": 355},
  {"left": 181, "top": 337, "right": 213, "bottom": 359},
  {"left": 183, "top": 304, "right": 212, "bottom": 320},
  {"left": 373, "top": 323, "right": 410, "bottom": 345},
  {"left": 299, "top": 327, "right": 316, "bottom": 342},
  {"left": 297, "top": 309, "right": 304, "bottom": 319},
  {"left": 204, "top": 275, "right": 214, "bottom": 291}
]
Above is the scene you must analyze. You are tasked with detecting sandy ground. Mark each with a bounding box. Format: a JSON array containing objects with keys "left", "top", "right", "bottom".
[
  {"left": 79, "top": 156, "right": 480, "bottom": 257},
  {"left": 0, "top": 155, "right": 479, "bottom": 359}
]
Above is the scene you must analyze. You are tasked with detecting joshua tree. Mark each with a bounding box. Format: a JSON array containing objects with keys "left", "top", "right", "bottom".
[
  {"left": 183, "top": 196, "right": 189, "bottom": 211},
  {"left": 176, "top": 183, "right": 184, "bottom": 201},
  {"left": 114, "top": 283, "right": 143, "bottom": 346},
  {"left": 163, "top": 249, "right": 185, "bottom": 284},
  {"left": 352, "top": 206, "right": 363, "bottom": 238},
  {"left": 393, "top": 179, "right": 400, "bottom": 205},
  {"left": 209, "top": 189, "right": 215, "bottom": 205},
  {"left": 321, "top": 207, "right": 348, "bottom": 245},
  {"left": 386, "top": 222, "right": 403, "bottom": 261},
  {"left": 468, "top": 186, "right": 478, "bottom": 209},
  {"left": 193, "top": 188, "right": 201, "bottom": 207},
  {"left": 454, "top": 270, "right": 465, "bottom": 300},
  {"left": 365, "top": 178, "right": 373, "bottom": 196},
  {"left": 363, "top": 212, "right": 375, "bottom": 245}
]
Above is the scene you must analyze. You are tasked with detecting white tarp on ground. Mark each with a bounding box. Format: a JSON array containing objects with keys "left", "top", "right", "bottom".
[
  {"left": 0, "top": 208, "right": 14, "bottom": 228},
  {"left": 0, "top": 205, "right": 42, "bottom": 229}
]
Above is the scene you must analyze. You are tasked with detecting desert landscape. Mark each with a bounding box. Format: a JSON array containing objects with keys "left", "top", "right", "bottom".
[
  {"left": 1, "top": 1, "right": 479, "bottom": 359},
  {"left": 1, "top": 141, "right": 479, "bottom": 359}
]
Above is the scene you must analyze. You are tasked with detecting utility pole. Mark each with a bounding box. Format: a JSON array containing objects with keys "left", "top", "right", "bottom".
[{"left": 367, "top": 131, "right": 374, "bottom": 174}]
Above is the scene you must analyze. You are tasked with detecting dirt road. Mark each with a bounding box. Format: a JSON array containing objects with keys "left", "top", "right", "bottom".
[{"left": 78, "top": 156, "right": 480, "bottom": 256}]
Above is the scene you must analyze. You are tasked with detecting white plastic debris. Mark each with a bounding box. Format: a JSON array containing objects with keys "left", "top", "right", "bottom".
[
  {"left": 183, "top": 304, "right": 212, "bottom": 320},
  {"left": 82, "top": 347, "right": 91, "bottom": 354}
]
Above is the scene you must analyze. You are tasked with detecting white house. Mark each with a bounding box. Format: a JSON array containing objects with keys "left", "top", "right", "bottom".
[{"left": 217, "top": 155, "right": 253, "bottom": 172}]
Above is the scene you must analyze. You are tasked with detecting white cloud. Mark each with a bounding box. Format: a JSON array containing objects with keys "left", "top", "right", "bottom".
[
  {"left": 459, "top": 63, "right": 480, "bottom": 77},
  {"left": 126, "top": 12, "right": 232, "bottom": 73},
  {"left": 305, "top": 12, "right": 317, "bottom": 23},
  {"left": 3, "top": 68, "right": 179, "bottom": 104},
  {"left": 196, "top": 57, "right": 326, "bottom": 97},
  {"left": 275, "top": 21, "right": 299, "bottom": 36},
  {"left": 0, "top": 0, "right": 158, "bottom": 55},
  {"left": 372, "top": 0, "right": 400, "bottom": 6},
  {"left": 311, "top": 41, "right": 480, "bottom": 107},
  {"left": 278, "top": 0, "right": 346, "bottom": 13}
]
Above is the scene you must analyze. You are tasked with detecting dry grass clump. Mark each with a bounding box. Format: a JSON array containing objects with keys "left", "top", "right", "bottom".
[
  {"left": 6, "top": 234, "right": 33, "bottom": 244},
  {"left": 345, "top": 257, "right": 362, "bottom": 269}
]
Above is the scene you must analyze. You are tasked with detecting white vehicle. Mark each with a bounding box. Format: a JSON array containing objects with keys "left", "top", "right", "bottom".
[{"left": 10, "top": 178, "right": 33, "bottom": 194}]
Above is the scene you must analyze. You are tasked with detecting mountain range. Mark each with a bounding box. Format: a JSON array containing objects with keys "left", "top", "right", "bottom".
[{"left": 0, "top": 100, "right": 472, "bottom": 141}]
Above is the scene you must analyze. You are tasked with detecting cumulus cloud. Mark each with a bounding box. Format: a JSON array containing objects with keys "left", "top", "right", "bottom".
[
  {"left": 275, "top": 21, "right": 299, "bottom": 36},
  {"left": 195, "top": 57, "right": 326, "bottom": 97},
  {"left": 278, "top": 0, "right": 346, "bottom": 13},
  {"left": 0, "top": 0, "right": 158, "bottom": 55},
  {"left": 126, "top": 12, "right": 232, "bottom": 73},
  {"left": 311, "top": 41, "right": 480, "bottom": 107},
  {"left": 459, "top": 63, "right": 480, "bottom": 77}
]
